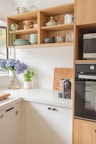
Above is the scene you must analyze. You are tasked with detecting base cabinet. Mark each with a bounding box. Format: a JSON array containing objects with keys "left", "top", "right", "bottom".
[
  {"left": 73, "top": 119, "right": 96, "bottom": 144},
  {"left": 0, "top": 104, "right": 20, "bottom": 144},
  {"left": 24, "top": 101, "right": 72, "bottom": 144}
]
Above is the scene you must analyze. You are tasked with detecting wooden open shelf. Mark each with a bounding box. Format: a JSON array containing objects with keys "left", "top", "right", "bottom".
[
  {"left": 75, "top": 60, "right": 96, "bottom": 63},
  {"left": 41, "top": 23, "right": 74, "bottom": 31},
  {"left": 9, "top": 28, "right": 38, "bottom": 35},
  {"left": 8, "top": 11, "right": 38, "bottom": 21},
  {"left": 13, "top": 42, "right": 74, "bottom": 48},
  {"left": 7, "top": 3, "right": 74, "bottom": 48}
]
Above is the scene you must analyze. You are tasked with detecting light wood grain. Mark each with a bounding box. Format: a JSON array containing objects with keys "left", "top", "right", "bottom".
[
  {"left": 0, "top": 92, "right": 10, "bottom": 100},
  {"left": 7, "top": 3, "right": 74, "bottom": 47},
  {"left": 41, "top": 23, "right": 74, "bottom": 31},
  {"left": 75, "top": 0, "right": 96, "bottom": 25},
  {"left": 73, "top": 119, "right": 96, "bottom": 144},
  {"left": 53, "top": 68, "right": 73, "bottom": 90}
]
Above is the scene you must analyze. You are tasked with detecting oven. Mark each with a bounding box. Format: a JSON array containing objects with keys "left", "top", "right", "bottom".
[{"left": 74, "top": 63, "right": 96, "bottom": 121}]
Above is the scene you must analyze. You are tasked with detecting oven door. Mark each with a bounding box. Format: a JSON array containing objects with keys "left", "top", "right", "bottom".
[{"left": 75, "top": 80, "right": 96, "bottom": 121}]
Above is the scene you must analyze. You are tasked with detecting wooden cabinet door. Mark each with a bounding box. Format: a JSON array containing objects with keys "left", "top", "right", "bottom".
[
  {"left": 73, "top": 119, "right": 79, "bottom": 144},
  {"left": 75, "top": 0, "right": 96, "bottom": 25},
  {"left": 73, "top": 119, "right": 96, "bottom": 144},
  {"left": 24, "top": 102, "right": 52, "bottom": 144},
  {"left": 52, "top": 106, "right": 72, "bottom": 144}
]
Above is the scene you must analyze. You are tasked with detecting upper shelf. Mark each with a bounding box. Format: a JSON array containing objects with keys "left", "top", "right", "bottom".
[
  {"left": 7, "top": 2, "right": 74, "bottom": 48},
  {"left": 41, "top": 23, "right": 74, "bottom": 31},
  {"left": 9, "top": 28, "right": 38, "bottom": 35}
]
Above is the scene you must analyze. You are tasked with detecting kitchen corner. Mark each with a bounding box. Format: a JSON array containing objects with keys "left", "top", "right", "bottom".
[
  {"left": 0, "top": 88, "right": 72, "bottom": 144},
  {"left": 0, "top": 88, "right": 72, "bottom": 109}
]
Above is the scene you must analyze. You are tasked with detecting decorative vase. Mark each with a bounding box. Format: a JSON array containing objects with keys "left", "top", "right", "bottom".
[
  {"left": 24, "top": 81, "right": 32, "bottom": 89},
  {"left": 8, "top": 71, "right": 20, "bottom": 89}
]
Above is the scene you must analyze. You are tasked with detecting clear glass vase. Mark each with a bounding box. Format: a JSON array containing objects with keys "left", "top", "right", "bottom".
[{"left": 8, "top": 71, "right": 20, "bottom": 89}]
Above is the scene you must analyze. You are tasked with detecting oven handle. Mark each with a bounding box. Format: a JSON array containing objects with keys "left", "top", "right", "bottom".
[{"left": 78, "top": 74, "right": 96, "bottom": 80}]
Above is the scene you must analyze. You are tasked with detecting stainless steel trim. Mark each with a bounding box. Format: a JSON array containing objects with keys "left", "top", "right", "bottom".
[
  {"left": 83, "top": 53, "right": 96, "bottom": 59},
  {"left": 78, "top": 74, "right": 96, "bottom": 80}
]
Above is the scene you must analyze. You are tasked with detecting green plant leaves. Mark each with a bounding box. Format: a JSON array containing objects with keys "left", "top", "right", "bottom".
[{"left": 24, "top": 70, "right": 34, "bottom": 81}]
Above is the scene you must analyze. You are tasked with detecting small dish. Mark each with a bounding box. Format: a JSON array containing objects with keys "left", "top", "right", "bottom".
[
  {"left": 45, "top": 16, "right": 57, "bottom": 26},
  {"left": 44, "top": 37, "right": 55, "bottom": 43}
]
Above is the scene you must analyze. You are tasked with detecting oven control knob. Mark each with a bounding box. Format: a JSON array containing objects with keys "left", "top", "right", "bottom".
[{"left": 90, "top": 65, "right": 95, "bottom": 70}]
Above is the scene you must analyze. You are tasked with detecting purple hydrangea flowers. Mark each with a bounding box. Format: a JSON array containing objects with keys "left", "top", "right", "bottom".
[{"left": 0, "top": 59, "right": 27, "bottom": 74}]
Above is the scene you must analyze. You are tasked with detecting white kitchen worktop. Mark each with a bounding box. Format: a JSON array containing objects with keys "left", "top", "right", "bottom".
[{"left": 0, "top": 88, "right": 72, "bottom": 109}]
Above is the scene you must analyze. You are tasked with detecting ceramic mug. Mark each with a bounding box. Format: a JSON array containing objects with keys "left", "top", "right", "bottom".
[{"left": 30, "top": 34, "right": 38, "bottom": 44}]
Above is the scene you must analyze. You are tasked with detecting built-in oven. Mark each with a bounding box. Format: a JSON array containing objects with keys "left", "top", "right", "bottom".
[{"left": 75, "top": 63, "right": 96, "bottom": 121}]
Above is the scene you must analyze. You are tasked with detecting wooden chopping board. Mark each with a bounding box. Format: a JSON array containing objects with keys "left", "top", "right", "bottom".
[
  {"left": 53, "top": 68, "right": 73, "bottom": 90},
  {"left": 0, "top": 92, "right": 11, "bottom": 100}
]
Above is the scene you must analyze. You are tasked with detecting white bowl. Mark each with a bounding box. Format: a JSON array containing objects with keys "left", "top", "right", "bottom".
[{"left": 45, "top": 21, "right": 57, "bottom": 26}]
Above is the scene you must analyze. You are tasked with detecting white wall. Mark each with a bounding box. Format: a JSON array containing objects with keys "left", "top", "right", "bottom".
[
  {"left": 0, "top": 0, "right": 74, "bottom": 89},
  {"left": 0, "top": 0, "right": 14, "bottom": 21},
  {"left": 35, "top": 0, "right": 74, "bottom": 9},
  {"left": 15, "top": 46, "right": 73, "bottom": 89}
]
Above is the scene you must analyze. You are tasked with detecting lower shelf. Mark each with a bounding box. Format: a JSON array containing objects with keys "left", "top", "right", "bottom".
[{"left": 11, "top": 42, "right": 74, "bottom": 48}]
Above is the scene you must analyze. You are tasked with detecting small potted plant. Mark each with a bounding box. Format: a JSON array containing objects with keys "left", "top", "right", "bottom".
[{"left": 24, "top": 70, "right": 34, "bottom": 89}]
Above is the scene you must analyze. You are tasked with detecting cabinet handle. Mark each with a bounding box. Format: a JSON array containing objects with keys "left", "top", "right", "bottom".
[
  {"left": 0, "top": 114, "right": 4, "bottom": 118},
  {"left": 95, "top": 130, "right": 96, "bottom": 133},
  {"left": 15, "top": 110, "right": 18, "bottom": 115},
  {"left": 48, "top": 107, "right": 52, "bottom": 110},
  {"left": 52, "top": 108, "right": 58, "bottom": 111},
  {"left": 6, "top": 107, "right": 14, "bottom": 112}
]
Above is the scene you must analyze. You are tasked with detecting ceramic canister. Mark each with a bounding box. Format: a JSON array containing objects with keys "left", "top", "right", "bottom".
[
  {"left": 30, "top": 34, "right": 38, "bottom": 44},
  {"left": 64, "top": 14, "right": 73, "bottom": 24}
]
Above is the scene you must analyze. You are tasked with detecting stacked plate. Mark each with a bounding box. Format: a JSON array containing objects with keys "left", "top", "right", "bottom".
[{"left": 14, "top": 39, "right": 30, "bottom": 46}]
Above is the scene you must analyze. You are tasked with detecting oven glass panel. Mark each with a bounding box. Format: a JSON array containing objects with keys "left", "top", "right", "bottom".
[
  {"left": 75, "top": 80, "right": 96, "bottom": 120},
  {"left": 85, "top": 81, "right": 96, "bottom": 112}
]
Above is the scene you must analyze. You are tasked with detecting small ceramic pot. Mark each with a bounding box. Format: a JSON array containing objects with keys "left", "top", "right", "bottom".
[
  {"left": 24, "top": 81, "right": 32, "bottom": 89},
  {"left": 23, "top": 21, "right": 33, "bottom": 29}
]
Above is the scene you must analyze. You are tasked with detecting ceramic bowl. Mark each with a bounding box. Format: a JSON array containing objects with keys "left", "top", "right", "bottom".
[
  {"left": 45, "top": 21, "right": 57, "bottom": 26},
  {"left": 44, "top": 38, "right": 55, "bottom": 43}
]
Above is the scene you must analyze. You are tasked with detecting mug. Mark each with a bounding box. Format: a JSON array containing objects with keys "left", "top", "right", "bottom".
[
  {"left": 64, "top": 14, "right": 73, "bottom": 24},
  {"left": 30, "top": 34, "right": 38, "bottom": 44}
]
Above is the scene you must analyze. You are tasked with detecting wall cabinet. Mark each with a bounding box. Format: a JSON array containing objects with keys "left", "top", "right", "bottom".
[
  {"left": 73, "top": 119, "right": 96, "bottom": 144},
  {"left": 75, "top": 0, "right": 96, "bottom": 25},
  {"left": 74, "top": 0, "right": 96, "bottom": 62},
  {"left": 7, "top": 3, "right": 74, "bottom": 48},
  {"left": 0, "top": 104, "right": 20, "bottom": 144},
  {"left": 24, "top": 101, "right": 72, "bottom": 144}
]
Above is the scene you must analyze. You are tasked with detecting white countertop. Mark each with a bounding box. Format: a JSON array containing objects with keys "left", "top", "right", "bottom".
[{"left": 0, "top": 88, "right": 72, "bottom": 109}]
